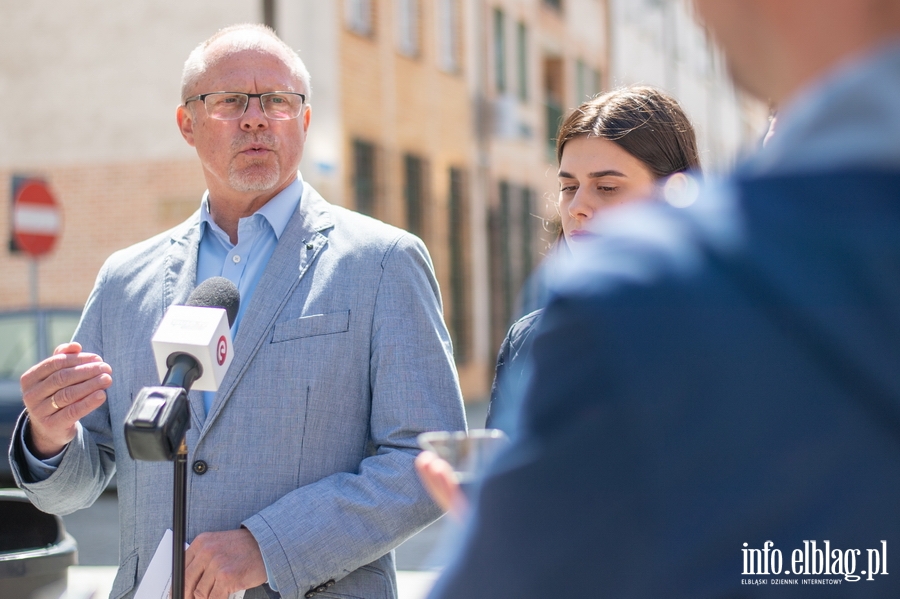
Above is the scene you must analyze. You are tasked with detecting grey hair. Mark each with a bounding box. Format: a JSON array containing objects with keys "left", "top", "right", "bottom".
[{"left": 180, "top": 23, "right": 312, "bottom": 102}]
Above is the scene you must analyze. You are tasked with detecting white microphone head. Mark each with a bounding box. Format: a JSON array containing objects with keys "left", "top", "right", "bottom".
[{"left": 151, "top": 305, "right": 234, "bottom": 391}]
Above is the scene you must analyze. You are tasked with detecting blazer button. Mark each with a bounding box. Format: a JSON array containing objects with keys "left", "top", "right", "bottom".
[
  {"left": 326, "top": 579, "right": 335, "bottom": 587},
  {"left": 192, "top": 460, "right": 208, "bottom": 475},
  {"left": 304, "top": 592, "right": 315, "bottom": 599},
  {"left": 316, "top": 585, "right": 327, "bottom": 592}
]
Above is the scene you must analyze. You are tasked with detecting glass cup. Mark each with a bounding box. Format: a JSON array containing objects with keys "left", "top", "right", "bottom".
[{"left": 417, "top": 429, "right": 510, "bottom": 484}]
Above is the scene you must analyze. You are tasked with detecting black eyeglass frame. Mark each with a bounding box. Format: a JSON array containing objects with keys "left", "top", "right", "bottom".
[{"left": 183, "top": 91, "right": 307, "bottom": 120}]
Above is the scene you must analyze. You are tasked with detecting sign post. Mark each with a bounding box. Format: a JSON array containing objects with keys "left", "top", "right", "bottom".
[{"left": 12, "top": 178, "right": 62, "bottom": 358}]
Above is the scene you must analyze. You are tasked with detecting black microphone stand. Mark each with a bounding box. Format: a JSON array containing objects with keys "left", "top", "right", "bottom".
[
  {"left": 161, "top": 354, "right": 199, "bottom": 599},
  {"left": 123, "top": 379, "right": 192, "bottom": 599},
  {"left": 173, "top": 437, "right": 188, "bottom": 599}
]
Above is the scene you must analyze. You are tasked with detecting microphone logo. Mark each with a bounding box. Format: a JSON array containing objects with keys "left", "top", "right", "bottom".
[{"left": 217, "top": 335, "right": 228, "bottom": 366}]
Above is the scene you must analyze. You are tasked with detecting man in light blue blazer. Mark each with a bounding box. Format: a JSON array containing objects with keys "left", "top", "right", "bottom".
[{"left": 10, "top": 24, "right": 465, "bottom": 599}]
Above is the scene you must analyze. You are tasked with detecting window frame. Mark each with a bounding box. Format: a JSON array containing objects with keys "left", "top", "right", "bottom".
[{"left": 346, "top": 0, "right": 375, "bottom": 37}]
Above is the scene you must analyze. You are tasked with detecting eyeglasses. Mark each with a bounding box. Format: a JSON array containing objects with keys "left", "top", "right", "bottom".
[{"left": 183, "top": 92, "right": 306, "bottom": 121}]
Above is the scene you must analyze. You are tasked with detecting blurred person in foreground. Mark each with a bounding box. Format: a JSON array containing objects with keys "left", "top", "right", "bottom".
[
  {"left": 428, "top": 0, "right": 900, "bottom": 597},
  {"left": 417, "top": 86, "right": 702, "bottom": 513},
  {"left": 9, "top": 24, "right": 465, "bottom": 599}
]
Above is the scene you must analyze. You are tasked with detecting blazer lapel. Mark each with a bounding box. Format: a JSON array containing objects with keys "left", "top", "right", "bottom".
[
  {"left": 199, "top": 183, "right": 335, "bottom": 438},
  {"left": 161, "top": 214, "right": 206, "bottom": 431}
]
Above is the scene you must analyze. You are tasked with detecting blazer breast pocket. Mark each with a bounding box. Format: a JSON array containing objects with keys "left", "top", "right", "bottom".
[{"left": 272, "top": 310, "right": 351, "bottom": 343}]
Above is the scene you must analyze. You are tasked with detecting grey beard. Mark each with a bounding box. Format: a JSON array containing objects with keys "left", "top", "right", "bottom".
[
  {"left": 228, "top": 161, "right": 281, "bottom": 192},
  {"left": 228, "top": 132, "right": 281, "bottom": 191}
]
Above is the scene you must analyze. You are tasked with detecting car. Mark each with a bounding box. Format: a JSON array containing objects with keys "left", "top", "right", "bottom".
[{"left": 0, "top": 309, "right": 82, "bottom": 486}]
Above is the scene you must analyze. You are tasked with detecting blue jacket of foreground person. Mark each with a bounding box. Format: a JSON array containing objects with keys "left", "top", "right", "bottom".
[{"left": 429, "top": 41, "right": 900, "bottom": 599}]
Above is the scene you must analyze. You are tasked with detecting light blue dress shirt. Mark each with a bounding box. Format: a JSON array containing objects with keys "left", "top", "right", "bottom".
[{"left": 196, "top": 175, "right": 303, "bottom": 415}]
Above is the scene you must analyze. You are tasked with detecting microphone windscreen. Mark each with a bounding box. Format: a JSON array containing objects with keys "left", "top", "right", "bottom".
[{"left": 186, "top": 277, "right": 241, "bottom": 327}]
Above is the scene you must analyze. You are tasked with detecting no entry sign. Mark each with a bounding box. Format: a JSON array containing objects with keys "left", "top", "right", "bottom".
[{"left": 13, "top": 178, "right": 61, "bottom": 257}]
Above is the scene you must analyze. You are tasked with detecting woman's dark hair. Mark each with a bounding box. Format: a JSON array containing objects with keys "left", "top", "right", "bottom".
[
  {"left": 544, "top": 86, "right": 701, "bottom": 246},
  {"left": 555, "top": 85, "right": 701, "bottom": 177}
]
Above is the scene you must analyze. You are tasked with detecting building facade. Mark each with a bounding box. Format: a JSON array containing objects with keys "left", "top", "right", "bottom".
[
  {"left": 1, "top": 0, "right": 766, "bottom": 401},
  {"left": 608, "top": 0, "right": 769, "bottom": 171}
]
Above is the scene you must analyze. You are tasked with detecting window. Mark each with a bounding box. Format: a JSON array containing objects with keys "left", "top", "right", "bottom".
[
  {"left": 543, "top": 0, "right": 563, "bottom": 11},
  {"left": 576, "top": 59, "right": 586, "bottom": 101},
  {"left": 489, "top": 181, "right": 514, "bottom": 348},
  {"left": 500, "top": 183, "right": 516, "bottom": 327},
  {"left": 489, "top": 182, "right": 539, "bottom": 348},
  {"left": 543, "top": 55, "right": 565, "bottom": 160},
  {"left": 576, "top": 59, "right": 602, "bottom": 101},
  {"left": 516, "top": 22, "right": 528, "bottom": 102},
  {"left": 448, "top": 168, "right": 470, "bottom": 362},
  {"left": 493, "top": 8, "right": 507, "bottom": 94},
  {"left": 397, "top": 0, "right": 420, "bottom": 56},
  {"left": 0, "top": 314, "right": 38, "bottom": 384},
  {"left": 353, "top": 139, "right": 378, "bottom": 216},
  {"left": 518, "top": 186, "right": 542, "bottom": 311},
  {"left": 0, "top": 310, "right": 81, "bottom": 385},
  {"left": 438, "top": 0, "right": 460, "bottom": 72},
  {"left": 262, "top": 0, "right": 276, "bottom": 30},
  {"left": 403, "top": 154, "right": 428, "bottom": 239},
  {"left": 520, "top": 186, "right": 534, "bottom": 280},
  {"left": 346, "top": 0, "right": 374, "bottom": 36}
]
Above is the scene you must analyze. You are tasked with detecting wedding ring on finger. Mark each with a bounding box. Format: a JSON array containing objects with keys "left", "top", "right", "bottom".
[{"left": 50, "top": 395, "right": 61, "bottom": 411}]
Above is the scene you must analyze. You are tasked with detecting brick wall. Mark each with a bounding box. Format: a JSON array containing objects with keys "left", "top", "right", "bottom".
[{"left": 1, "top": 160, "right": 206, "bottom": 309}]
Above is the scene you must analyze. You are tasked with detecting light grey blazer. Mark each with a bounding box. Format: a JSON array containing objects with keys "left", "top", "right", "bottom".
[{"left": 10, "top": 182, "right": 467, "bottom": 599}]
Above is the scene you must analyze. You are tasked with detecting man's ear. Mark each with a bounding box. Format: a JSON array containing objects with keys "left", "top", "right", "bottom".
[
  {"left": 176, "top": 104, "right": 196, "bottom": 147},
  {"left": 302, "top": 103, "right": 312, "bottom": 134}
]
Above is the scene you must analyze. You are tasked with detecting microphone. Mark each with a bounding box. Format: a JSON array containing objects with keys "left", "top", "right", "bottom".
[
  {"left": 124, "top": 277, "right": 240, "bottom": 461},
  {"left": 153, "top": 276, "right": 240, "bottom": 392}
]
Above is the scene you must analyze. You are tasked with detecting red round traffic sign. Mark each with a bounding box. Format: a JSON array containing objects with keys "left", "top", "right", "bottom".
[{"left": 13, "top": 179, "right": 61, "bottom": 257}]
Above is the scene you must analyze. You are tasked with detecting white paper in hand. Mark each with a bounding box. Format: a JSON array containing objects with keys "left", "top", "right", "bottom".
[{"left": 135, "top": 529, "right": 245, "bottom": 599}]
